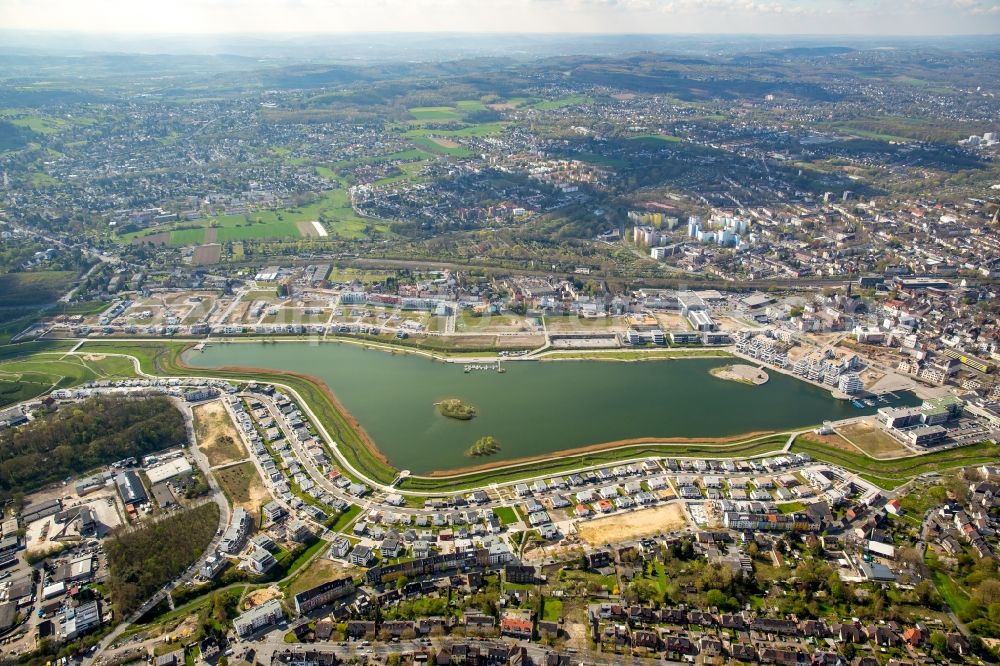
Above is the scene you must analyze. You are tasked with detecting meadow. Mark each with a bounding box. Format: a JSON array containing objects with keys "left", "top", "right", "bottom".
[
  {"left": 533, "top": 95, "right": 595, "bottom": 110},
  {"left": 0, "top": 350, "right": 136, "bottom": 407},
  {"left": 122, "top": 187, "right": 388, "bottom": 246}
]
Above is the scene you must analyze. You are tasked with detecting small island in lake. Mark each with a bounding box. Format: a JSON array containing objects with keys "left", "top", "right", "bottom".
[
  {"left": 709, "top": 364, "right": 769, "bottom": 386},
  {"left": 467, "top": 435, "right": 500, "bottom": 457},
  {"left": 437, "top": 398, "right": 477, "bottom": 420}
]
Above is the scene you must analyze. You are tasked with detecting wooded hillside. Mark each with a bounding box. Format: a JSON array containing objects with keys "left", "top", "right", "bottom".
[
  {"left": 0, "top": 395, "right": 185, "bottom": 499},
  {"left": 105, "top": 501, "right": 221, "bottom": 617}
]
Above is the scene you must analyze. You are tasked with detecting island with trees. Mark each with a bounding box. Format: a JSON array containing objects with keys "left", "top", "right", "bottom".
[
  {"left": 466, "top": 435, "right": 500, "bottom": 457},
  {"left": 437, "top": 398, "right": 477, "bottom": 420}
]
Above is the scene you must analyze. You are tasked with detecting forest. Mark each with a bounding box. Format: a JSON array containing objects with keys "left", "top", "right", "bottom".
[
  {"left": 105, "top": 501, "right": 221, "bottom": 617},
  {"left": 0, "top": 396, "right": 185, "bottom": 499}
]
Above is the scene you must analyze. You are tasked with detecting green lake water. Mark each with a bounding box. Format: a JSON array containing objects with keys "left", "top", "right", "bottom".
[{"left": 186, "top": 342, "right": 917, "bottom": 474}]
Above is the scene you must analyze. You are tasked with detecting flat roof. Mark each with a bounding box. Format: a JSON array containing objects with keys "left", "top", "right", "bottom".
[{"left": 146, "top": 458, "right": 193, "bottom": 484}]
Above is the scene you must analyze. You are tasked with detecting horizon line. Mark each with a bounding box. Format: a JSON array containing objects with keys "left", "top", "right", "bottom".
[{"left": 1, "top": 29, "right": 999, "bottom": 38}]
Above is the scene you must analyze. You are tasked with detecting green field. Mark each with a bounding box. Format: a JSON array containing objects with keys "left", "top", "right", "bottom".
[
  {"left": 925, "top": 549, "right": 971, "bottom": 615},
  {"left": 324, "top": 149, "right": 435, "bottom": 176},
  {"left": 124, "top": 188, "right": 388, "bottom": 246},
  {"left": 541, "top": 597, "right": 563, "bottom": 621},
  {"left": 456, "top": 100, "right": 487, "bottom": 111},
  {"left": 0, "top": 351, "right": 136, "bottom": 407},
  {"left": 408, "top": 136, "right": 473, "bottom": 158},
  {"left": 629, "top": 134, "right": 682, "bottom": 144},
  {"left": 401, "top": 122, "right": 506, "bottom": 157},
  {"left": 838, "top": 127, "right": 911, "bottom": 143},
  {"left": 408, "top": 106, "right": 464, "bottom": 121},
  {"left": 493, "top": 506, "right": 518, "bottom": 525},
  {"left": 793, "top": 437, "right": 1000, "bottom": 488},
  {"left": 405, "top": 122, "right": 506, "bottom": 139},
  {"left": 375, "top": 160, "right": 432, "bottom": 186},
  {"left": 533, "top": 95, "right": 594, "bottom": 110},
  {"left": 328, "top": 503, "right": 362, "bottom": 532},
  {"left": 0, "top": 111, "right": 69, "bottom": 135}
]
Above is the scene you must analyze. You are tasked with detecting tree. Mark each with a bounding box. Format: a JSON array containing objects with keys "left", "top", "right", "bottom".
[
  {"left": 624, "top": 580, "right": 659, "bottom": 605},
  {"left": 915, "top": 579, "right": 937, "bottom": 608},
  {"left": 929, "top": 631, "right": 948, "bottom": 656},
  {"left": 973, "top": 579, "right": 1000, "bottom": 606}
]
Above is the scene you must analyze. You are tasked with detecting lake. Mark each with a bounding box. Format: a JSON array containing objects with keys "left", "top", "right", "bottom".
[{"left": 186, "top": 342, "right": 915, "bottom": 474}]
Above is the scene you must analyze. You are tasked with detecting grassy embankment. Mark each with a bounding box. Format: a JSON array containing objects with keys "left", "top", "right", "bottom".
[
  {"left": 793, "top": 436, "right": 1000, "bottom": 489},
  {"left": 397, "top": 434, "right": 791, "bottom": 493}
]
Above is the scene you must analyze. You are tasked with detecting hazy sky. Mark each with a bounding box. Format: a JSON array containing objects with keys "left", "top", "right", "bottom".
[{"left": 1, "top": 0, "right": 998, "bottom": 35}]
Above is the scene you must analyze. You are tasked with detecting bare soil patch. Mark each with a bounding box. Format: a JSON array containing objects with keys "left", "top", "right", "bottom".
[
  {"left": 653, "top": 312, "right": 687, "bottom": 329},
  {"left": 133, "top": 232, "right": 170, "bottom": 246},
  {"left": 497, "top": 334, "right": 545, "bottom": 348},
  {"left": 203, "top": 227, "right": 218, "bottom": 243},
  {"left": 801, "top": 432, "right": 856, "bottom": 452},
  {"left": 194, "top": 401, "right": 246, "bottom": 466},
  {"left": 430, "top": 137, "right": 461, "bottom": 149},
  {"left": 297, "top": 221, "right": 321, "bottom": 238},
  {"left": 245, "top": 586, "right": 281, "bottom": 609},
  {"left": 710, "top": 364, "right": 768, "bottom": 385},
  {"left": 192, "top": 243, "right": 222, "bottom": 266},
  {"left": 837, "top": 420, "right": 910, "bottom": 458},
  {"left": 286, "top": 556, "right": 353, "bottom": 599},
  {"left": 577, "top": 503, "right": 689, "bottom": 545}
]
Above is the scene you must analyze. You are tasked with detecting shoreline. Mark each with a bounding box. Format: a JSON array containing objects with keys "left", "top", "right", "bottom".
[
  {"left": 419, "top": 431, "right": 776, "bottom": 477},
  {"left": 709, "top": 363, "right": 769, "bottom": 386},
  {"left": 184, "top": 334, "right": 734, "bottom": 364}
]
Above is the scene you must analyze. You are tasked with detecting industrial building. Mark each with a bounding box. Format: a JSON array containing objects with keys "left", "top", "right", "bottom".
[
  {"left": 115, "top": 471, "right": 147, "bottom": 506},
  {"left": 59, "top": 600, "right": 102, "bottom": 640},
  {"left": 145, "top": 458, "right": 193, "bottom": 484}
]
